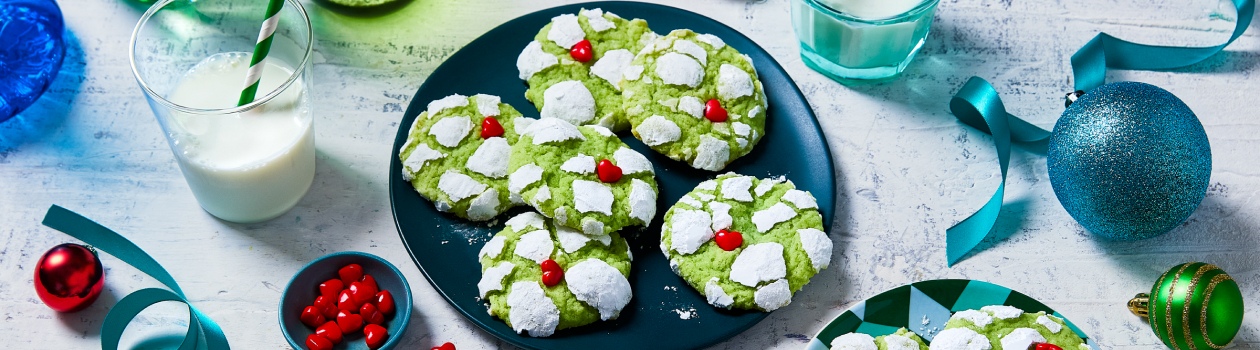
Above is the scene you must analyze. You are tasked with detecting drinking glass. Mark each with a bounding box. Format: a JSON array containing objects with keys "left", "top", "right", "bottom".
[
  {"left": 791, "top": 0, "right": 939, "bottom": 81},
  {"left": 130, "top": 0, "right": 315, "bottom": 223}
]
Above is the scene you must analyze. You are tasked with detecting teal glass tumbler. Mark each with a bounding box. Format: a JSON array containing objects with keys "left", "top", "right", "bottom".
[{"left": 790, "top": 0, "right": 938, "bottom": 81}]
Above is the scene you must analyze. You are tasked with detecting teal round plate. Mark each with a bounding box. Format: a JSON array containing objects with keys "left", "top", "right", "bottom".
[
  {"left": 389, "top": 2, "right": 834, "bottom": 349},
  {"left": 807, "top": 279, "right": 1098, "bottom": 349}
]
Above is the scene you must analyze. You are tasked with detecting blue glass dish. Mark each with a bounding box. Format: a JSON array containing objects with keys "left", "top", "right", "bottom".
[{"left": 0, "top": 0, "right": 65, "bottom": 122}]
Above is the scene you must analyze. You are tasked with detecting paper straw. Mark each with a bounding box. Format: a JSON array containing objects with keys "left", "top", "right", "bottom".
[{"left": 238, "top": 0, "right": 285, "bottom": 106}]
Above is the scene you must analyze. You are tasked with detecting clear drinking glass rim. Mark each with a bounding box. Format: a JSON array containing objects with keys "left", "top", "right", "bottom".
[
  {"left": 128, "top": 0, "right": 314, "bottom": 115},
  {"left": 801, "top": 0, "right": 940, "bottom": 25}
]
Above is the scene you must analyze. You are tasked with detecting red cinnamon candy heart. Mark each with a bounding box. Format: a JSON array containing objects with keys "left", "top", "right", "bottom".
[
  {"left": 338, "top": 264, "right": 364, "bottom": 286},
  {"left": 704, "top": 99, "right": 727, "bottom": 122},
  {"left": 336, "top": 310, "right": 364, "bottom": 334},
  {"left": 313, "top": 295, "right": 338, "bottom": 319},
  {"left": 360, "top": 274, "right": 378, "bottom": 291},
  {"left": 597, "top": 159, "right": 623, "bottom": 183},
  {"left": 375, "top": 290, "right": 396, "bottom": 315},
  {"left": 300, "top": 306, "right": 325, "bottom": 328},
  {"left": 431, "top": 342, "right": 456, "bottom": 350},
  {"left": 481, "top": 116, "right": 504, "bottom": 138},
  {"left": 1031, "top": 344, "right": 1064, "bottom": 350},
  {"left": 305, "top": 334, "right": 334, "bottom": 350},
  {"left": 540, "top": 259, "right": 564, "bottom": 287},
  {"left": 361, "top": 302, "right": 385, "bottom": 325},
  {"left": 337, "top": 289, "right": 358, "bottom": 312},
  {"left": 315, "top": 321, "right": 343, "bottom": 344},
  {"left": 318, "top": 279, "right": 344, "bottom": 299},
  {"left": 714, "top": 229, "right": 743, "bottom": 251},
  {"left": 350, "top": 280, "right": 378, "bottom": 305},
  {"left": 570, "top": 39, "right": 593, "bottom": 62},
  {"left": 364, "top": 324, "right": 389, "bottom": 350}
]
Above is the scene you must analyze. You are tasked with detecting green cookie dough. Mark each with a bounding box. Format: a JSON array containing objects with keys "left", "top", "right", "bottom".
[
  {"left": 398, "top": 94, "right": 526, "bottom": 221},
  {"left": 938, "top": 305, "right": 1090, "bottom": 350},
  {"left": 829, "top": 328, "right": 928, "bottom": 350},
  {"left": 508, "top": 117, "right": 659, "bottom": 235},
  {"left": 516, "top": 8, "right": 655, "bottom": 131},
  {"left": 477, "top": 212, "right": 634, "bottom": 337},
  {"left": 660, "top": 173, "right": 831, "bottom": 311},
  {"left": 622, "top": 29, "right": 768, "bottom": 171}
]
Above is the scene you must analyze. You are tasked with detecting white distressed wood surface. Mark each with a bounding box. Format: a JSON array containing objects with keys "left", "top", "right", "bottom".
[{"left": 1, "top": 0, "right": 1257, "bottom": 348}]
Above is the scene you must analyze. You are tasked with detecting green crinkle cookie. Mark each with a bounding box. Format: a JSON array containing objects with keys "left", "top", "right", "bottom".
[
  {"left": 622, "top": 29, "right": 768, "bottom": 171},
  {"left": 829, "top": 328, "right": 928, "bottom": 350},
  {"left": 477, "top": 212, "right": 634, "bottom": 337},
  {"left": 876, "top": 328, "right": 929, "bottom": 350},
  {"left": 661, "top": 173, "right": 831, "bottom": 311},
  {"left": 517, "top": 8, "right": 655, "bottom": 131},
  {"left": 507, "top": 117, "right": 659, "bottom": 235},
  {"left": 941, "top": 306, "right": 1090, "bottom": 350},
  {"left": 398, "top": 94, "right": 526, "bottom": 221}
]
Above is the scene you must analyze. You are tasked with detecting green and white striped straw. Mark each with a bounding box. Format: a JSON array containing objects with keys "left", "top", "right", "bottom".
[{"left": 237, "top": 0, "right": 285, "bottom": 106}]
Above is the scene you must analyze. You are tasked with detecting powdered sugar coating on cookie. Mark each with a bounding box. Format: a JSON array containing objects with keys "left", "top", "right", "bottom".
[
  {"left": 507, "top": 282, "right": 560, "bottom": 337},
  {"left": 547, "top": 14, "right": 585, "bottom": 48},
  {"left": 566, "top": 259, "right": 632, "bottom": 320},
  {"left": 517, "top": 41, "right": 559, "bottom": 80},
  {"left": 541, "top": 81, "right": 596, "bottom": 126},
  {"left": 730, "top": 242, "right": 787, "bottom": 287}
]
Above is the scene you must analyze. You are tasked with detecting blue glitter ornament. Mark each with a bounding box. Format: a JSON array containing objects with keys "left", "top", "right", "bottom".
[{"left": 1047, "top": 82, "right": 1211, "bottom": 241}]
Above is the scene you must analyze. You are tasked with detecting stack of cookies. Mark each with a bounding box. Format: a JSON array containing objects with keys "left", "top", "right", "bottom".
[{"left": 398, "top": 8, "right": 832, "bottom": 337}]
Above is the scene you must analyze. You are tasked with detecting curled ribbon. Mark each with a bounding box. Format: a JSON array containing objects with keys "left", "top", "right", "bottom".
[
  {"left": 946, "top": 0, "right": 1255, "bottom": 266},
  {"left": 42, "top": 205, "right": 229, "bottom": 350}
]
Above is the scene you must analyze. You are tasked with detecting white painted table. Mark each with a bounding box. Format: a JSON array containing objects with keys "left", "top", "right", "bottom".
[{"left": 2, "top": 0, "right": 1257, "bottom": 348}]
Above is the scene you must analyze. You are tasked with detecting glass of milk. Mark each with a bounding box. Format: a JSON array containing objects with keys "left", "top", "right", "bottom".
[
  {"left": 791, "top": 0, "right": 939, "bottom": 81},
  {"left": 129, "top": 0, "right": 315, "bottom": 223}
]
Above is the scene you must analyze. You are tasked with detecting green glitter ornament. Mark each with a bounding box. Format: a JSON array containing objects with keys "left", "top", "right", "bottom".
[{"left": 1128, "top": 262, "right": 1244, "bottom": 350}]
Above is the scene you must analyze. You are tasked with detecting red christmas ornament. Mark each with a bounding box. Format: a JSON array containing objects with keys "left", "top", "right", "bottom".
[
  {"left": 570, "top": 39, "right": 593, "bottom": 62},
  {"left": 34, "top": 243, "right": 104, "bottom": 312},
  {"left": 540, "top": 259, "right": 564, "bottom": 287},
  {"left": 481, "top": 116, "right": 504, "bottom": 139},
  {"left": 714, "top": 229, "right": 743, "bottom": 251},
  {"left": 1032, "top": 344, "right": 1063, "bottom": 350},
  {"left": 432, "top": 342, "right": 456, "bottom": 350},
  {"left": 704, "top": 99, "right": 727, "bottom": 122},
  {"left": 596, "top": 159, "right": 623, "bottom": 183},
  {"left": 364, "top": 324, "right": 389, "bottom": 350}
]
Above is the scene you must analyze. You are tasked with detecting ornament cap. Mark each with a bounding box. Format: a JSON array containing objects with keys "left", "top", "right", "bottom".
[
  {"left": 1128, "top": 293, "right": 1150, "bottom": 318},
  {"left": 1063, "top": 90, "right": 1085, "bottom": 108}
]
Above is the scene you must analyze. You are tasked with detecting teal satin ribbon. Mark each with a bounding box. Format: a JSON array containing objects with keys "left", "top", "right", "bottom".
[
  {"left": 945, "top": 0, "right": 1254, "bottom": 266},
  {"left": 42, "top": 205, "right": 229, "bottom": 350}
]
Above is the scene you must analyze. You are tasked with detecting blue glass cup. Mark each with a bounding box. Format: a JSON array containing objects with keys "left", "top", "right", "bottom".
[{"left": 791, "top": 0, "right": 939, "bottom": 81}]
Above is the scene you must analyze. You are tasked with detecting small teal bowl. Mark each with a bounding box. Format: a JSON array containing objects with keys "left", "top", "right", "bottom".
[{"left": 279, "top": 251, "right": 412, "bottom": 350}]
